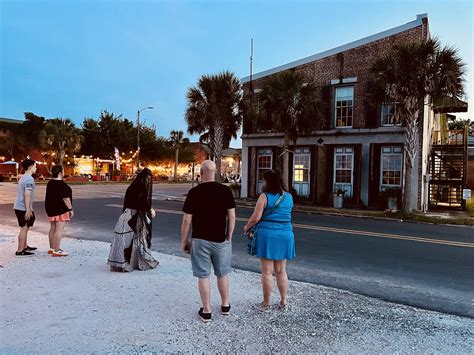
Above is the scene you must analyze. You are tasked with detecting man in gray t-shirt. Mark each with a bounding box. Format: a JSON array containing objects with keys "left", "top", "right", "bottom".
[
  {"left": 13, "top": 159, "right": 37, "bottom": 256},
  {"left": 14, "top": 174, "right": 35, "bottom": 211}
]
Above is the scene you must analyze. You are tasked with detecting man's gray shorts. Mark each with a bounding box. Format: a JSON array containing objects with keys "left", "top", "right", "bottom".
[{"left": 191, "top": 238, "right": 232, "bottom": 278}]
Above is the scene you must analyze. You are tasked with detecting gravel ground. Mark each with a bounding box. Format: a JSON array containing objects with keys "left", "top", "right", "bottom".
[{"left": 0, "top": 226, "right": 473, "bottom": 354}]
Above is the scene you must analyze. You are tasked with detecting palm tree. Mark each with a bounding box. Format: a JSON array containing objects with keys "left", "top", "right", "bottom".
[
  {"left": 257, "top": 69, "right": 324, "bottom": 189},
  {"left": 39, "top": 118, "right": 83, "bottom": 166},
  {"left": 169, "top": 130, "right": 190, "bottom": 181},
  {"left": 371, "top": 38, "right": 465, "bottom": 212},
  {"left": 185, "top": 71, "right": 242, "bottom": 182}
]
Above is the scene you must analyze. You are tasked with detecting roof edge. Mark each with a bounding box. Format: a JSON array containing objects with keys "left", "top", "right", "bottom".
[
  {"left": 242, "top": 14, "right": 427, "bottom": 83},
  {"left": 0, "top": 117, "right": 23, "bottom": 124}
]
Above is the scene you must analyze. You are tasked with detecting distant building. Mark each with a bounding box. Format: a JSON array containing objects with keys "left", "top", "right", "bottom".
[
  {"left": 0, "top": 117, "right": 51, "bottom": 178},
  {"left": 197, "top": 143, "right": 241, "bottom": 177}
]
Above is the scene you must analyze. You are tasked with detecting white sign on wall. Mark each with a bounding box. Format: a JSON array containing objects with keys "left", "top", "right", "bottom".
[{"left": 463, "top": 189, "right": 471, "bottom": 200}]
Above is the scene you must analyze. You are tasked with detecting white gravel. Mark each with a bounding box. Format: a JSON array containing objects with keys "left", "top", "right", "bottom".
[{"left": 0, "top": 226, "right": 473, "bottom": 354}]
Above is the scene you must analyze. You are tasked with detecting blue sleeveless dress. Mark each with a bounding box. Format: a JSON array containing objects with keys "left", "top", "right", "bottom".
[{"left": 256, "top": 192, "right": 295, "bottom": 260}]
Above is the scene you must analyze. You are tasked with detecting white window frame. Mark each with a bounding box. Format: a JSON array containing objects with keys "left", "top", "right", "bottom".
[
  {"left": 380, "top": 146, "right": 403, "bottom": 190},
  {"left": 381, "top": 103, "right": 401, "bottom": 126},
  {"left": 293, "top": 147, "right": 311, "bottom": 198},
  {"left": 334, "top": 86, "right": 354, "bottom": 128},
  {"left": 256, "top": 148, "right": 272, "bottom": 193},
  {"left": 333, "top": 147, "right": 354, "bottom": 197}
]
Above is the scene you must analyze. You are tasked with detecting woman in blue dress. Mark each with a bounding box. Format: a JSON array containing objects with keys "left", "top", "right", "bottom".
[{"left": 243, "top": 170, "right": 295, "bottom": 311}]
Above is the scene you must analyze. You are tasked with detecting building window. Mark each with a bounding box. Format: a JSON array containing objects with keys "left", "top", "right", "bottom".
[
  {"left": 380, "top": 146, "right": 403, "bottom": 189},
  {"left": 257, "top": 148, "right": 272, "bottom": 193},
  {"left": 335, "top": 86, "right": 354, "bottom": 128},
  {"left": 333, "top": 147, "right": 354, "bottom": 197},
  {"left": 293, "top": 147, "right": 310, "bottom": 198},
  {"left": 335, "top": 148, "right": 353, "bottom": 183},
  {"left": 381, "top": 103, "right": 401, "bottom": 126}
]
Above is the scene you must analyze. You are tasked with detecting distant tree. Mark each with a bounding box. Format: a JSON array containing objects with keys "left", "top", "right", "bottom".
[
  {"left": 185, "top": 71, "right": 242, "bottom": 181},
  {"left": 139, "top": 126, "right": 168, "bottom": 163},
  {"left": 39, "top": 118, "right": 83, "bottom": 166},
  {"left": 448, "top": 118, "right": 473, "bottom": 135},
  {"left": 80, "top": 118, "right": 102, "bottom": 157},
  {"left": 80, "top": 110, "right": 177, "bottom": 170},
  {"left": 16, "top": 112, "right": 46, "bottom": 156},
  {"left": 81, "top": 110, "right": 135, "bottom": 158},
  {"left": 257, "top": 69, "right": 324, "bottom": 189},
  {"left": 0, "top": 130, "right": 18, "bottom": 160},
  {"left": 371, "top": 38, "right": 465, "bottom": 212},
  {"left": 168, "top": 130, "right": 190, "bottom": 181},
  {"left": 0, "top": 112, "right": 46, "bottom": 159}
]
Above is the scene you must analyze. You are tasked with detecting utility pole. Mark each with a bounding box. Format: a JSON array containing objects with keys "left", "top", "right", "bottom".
[
  {"left": 136, "top": 106, "right": 154, "bottom": 170},
  {"left": 250, "top": 38, "right": 253, "bottom": 84},
  {"left": 137, "top": 109, "right": 140, "bottom": 168}
]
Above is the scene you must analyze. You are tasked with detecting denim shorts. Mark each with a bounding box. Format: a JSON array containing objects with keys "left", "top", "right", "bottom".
[{"left": 191, "top": 238, "right": 232, "bottom": 278}]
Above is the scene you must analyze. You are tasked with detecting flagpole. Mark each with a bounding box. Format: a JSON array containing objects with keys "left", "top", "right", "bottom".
[{"left": 250, "top": 38, "right": 253, "bottom": 84}]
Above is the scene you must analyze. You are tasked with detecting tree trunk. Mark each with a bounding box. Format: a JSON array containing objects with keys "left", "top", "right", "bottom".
[
  {"left": 215, "top": 156, "right": 222, "bottom": 183},
  {"left": 59, "top": 149, "right": 65, "bottom": 166},
  {"left": 403, "top": 160, "right": 416, "bottom": 213},
  {"left": 212, "top": 124, "right": 225, "bottom": 183},
  {"left": 403, "top": 110, "right": 420, "bottom": 213},
  {"left": 174, "top": 148, "right": 179, "bottom": 182},
  {"left": 7, "top": 147, "right": 14, "bottom": 161},
  {"left": 282, "top": 133, "right": 290, "bottom": 190}
]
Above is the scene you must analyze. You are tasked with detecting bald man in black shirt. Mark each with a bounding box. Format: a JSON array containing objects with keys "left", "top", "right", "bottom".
[{"left": 181, "top": 160, "right": 236, "bottom": 323}]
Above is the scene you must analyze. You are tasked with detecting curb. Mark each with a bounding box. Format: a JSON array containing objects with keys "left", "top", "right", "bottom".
[{"left": 157, "top": 197, "right": 473, "bottom": 228}]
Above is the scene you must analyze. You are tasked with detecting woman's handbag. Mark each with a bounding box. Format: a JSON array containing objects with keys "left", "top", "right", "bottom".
[
  {"left": 246, "top": 224, "right": 259, "bottom": 255},
  {"left": 245, "top": 192, "right": 286, "bottom": 256}
]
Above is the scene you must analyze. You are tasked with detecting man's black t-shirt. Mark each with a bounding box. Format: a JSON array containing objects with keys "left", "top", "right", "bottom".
[
  {"left": 182, "top": 181, "right": 236, "bottom": 243},
  {"left": 45, "top": 180, "right": 73, "bottom": 217}
]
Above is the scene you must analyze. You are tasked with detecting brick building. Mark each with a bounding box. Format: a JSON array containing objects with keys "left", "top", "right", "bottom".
[{"left": 241, "top": 14, "right": 468, "bottom": 211}]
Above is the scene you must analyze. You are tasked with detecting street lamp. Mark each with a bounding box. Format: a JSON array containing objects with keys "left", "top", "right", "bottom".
[{"left": 137, "top": 106, "right": 154, "bottom": 168}]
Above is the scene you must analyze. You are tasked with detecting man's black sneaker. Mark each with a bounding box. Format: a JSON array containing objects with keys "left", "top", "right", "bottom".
[
  {"left": 198, "top": 308, "right": 212, "bottom": 323},
  {"left": 24, "top": 245, "right": 37, "bottom": 251},
  {"left": 15, "top": 250, "right": 34, "bottom": 256},
  {"left": 221, "top": 304, "right": 231, "bottom": 315}
]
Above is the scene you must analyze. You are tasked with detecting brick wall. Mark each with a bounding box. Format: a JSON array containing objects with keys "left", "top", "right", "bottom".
[{"left": 249, "top": 25, "right": 426, "bottom": 130}]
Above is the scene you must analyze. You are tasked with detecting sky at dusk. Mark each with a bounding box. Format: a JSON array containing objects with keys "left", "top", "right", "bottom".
[{"left": 1, "top": 0, "right": 472, "bottom": 147}]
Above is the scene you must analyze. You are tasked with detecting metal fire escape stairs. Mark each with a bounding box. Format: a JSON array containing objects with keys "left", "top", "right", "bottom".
[{"left": 429, "top": 129, "right": 468, "bottom": 209}]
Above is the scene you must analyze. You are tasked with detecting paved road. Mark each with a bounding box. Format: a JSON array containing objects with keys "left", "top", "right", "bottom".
[{"left": 1, "top": 182, "right": 473, "bottom": 318}]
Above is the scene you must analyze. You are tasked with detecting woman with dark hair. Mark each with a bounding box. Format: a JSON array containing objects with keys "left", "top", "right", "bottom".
[
  {"left": 45, "top": 165, "right": 73, "bottom": 257},
  {"left": 108, "top": 168, "right": 159, "bottom": 272},
  {"left": 243, "top": 170, "right": 295, "bottom": 311}
]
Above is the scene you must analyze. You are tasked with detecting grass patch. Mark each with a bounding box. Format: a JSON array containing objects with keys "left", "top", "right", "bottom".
[{"left": 404, "top": 212, "right": 474, "bottom": 226}]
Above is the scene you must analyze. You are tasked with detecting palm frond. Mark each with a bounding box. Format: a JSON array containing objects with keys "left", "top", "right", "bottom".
[
  {"left": 257, "top": 69, "right": 324, "bottom": 139},
  {"left": 185, "top": 70, "right": 242, "bottom": 152}
]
